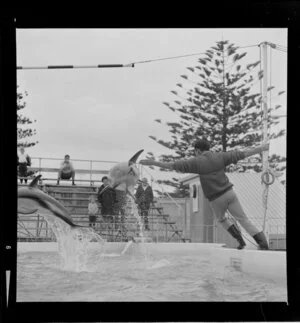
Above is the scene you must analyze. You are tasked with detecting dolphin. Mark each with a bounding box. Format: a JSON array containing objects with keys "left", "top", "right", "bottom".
[
  {"left": 18, "top": 175, "right": 79, "bottom": 227},
  {"left": 108, "top": 149, "right": 144, "bottom": 197}
]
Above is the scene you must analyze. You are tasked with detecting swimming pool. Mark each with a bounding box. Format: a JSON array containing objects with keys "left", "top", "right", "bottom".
[{"left": 17, "top": 242, "right": 287, "bottom": 302}]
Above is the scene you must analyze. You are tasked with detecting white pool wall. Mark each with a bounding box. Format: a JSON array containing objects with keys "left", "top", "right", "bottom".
[
  {"left": 211, "top": 248, "right": 287, "bottom": 286},
  {"left": 17, "top": 242, "right": 225, "bottom": 253}
]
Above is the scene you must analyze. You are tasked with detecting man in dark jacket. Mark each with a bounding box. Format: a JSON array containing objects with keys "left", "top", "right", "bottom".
[
  {"left": 97, "top": 176, "right": 116, "bottom": 224},
  {"left": 140, "top": 138, "right": 270, "bottom": 250},
  {"left": 135, "top": 177, "right": 153, "bottom": 230}
]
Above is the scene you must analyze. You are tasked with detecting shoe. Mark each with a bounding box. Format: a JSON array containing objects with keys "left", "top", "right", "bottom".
[
  {"left": 56, "top": 181, "right": 60, "bottom": 185},
  {"left": 72, "top": 183, "right": 76, "bottom": 186},
  {"left": 227, "top": 224, "right": 246, "bottom": 250},
  {"left": 253, "top": 231, "right": 269, "bottom": 250}
]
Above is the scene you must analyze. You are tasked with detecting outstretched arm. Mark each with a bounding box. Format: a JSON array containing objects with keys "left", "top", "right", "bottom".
[
  {"left": 222, "top": 143, "right": 270, "bottom": 166},
  {"left": 139, "top": 160, "right": 174, "bottom": 170},
  {"left": 244, "top": 143, "right": 269, "bottom": 158},
  {"left": 140, "top": 158, "right": 203, "bottom": 174}
]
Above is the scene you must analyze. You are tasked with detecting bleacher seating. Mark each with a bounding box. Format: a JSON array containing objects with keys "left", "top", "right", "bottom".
[{"left": 18, "top": 183, "right": 188, "bottom": 242}]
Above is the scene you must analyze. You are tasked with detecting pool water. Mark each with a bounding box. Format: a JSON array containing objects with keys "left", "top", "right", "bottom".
[{"left": 17, "top": 244, "right": 286, "bottom": 302}]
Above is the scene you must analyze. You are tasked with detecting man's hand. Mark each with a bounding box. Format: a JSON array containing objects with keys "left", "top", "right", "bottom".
[{"left": 139, "top": 159, "right": 155, "bottom": 166}]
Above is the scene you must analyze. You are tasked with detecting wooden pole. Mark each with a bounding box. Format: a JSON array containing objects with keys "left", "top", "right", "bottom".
[{"left": 261, "top": 42, "right": 269, "bottom": 236}]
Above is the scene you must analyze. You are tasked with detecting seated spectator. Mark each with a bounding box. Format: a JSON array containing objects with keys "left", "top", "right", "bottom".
[
  {"left": 17, "top": 146, "right": 31, "bottom": 184},
  {"left": 97, "top": 176, "right": 116, "bottom": 225},
  {"left": 57, "top": 154, "right": 76, "bottom": 185},
  {"left": 88, "top": 195, "right": 99, "bottom": 228},
  {"left": 135, "top": 177, "right": 154, "bottom": 230}
]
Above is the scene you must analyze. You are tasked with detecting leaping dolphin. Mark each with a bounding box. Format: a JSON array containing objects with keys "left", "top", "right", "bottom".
[
  {"left": 18, "top": 175, "right": 79, "bottom": 227},
  {"left": 109, "top": 149, "right": 144, "bottom": 197}
]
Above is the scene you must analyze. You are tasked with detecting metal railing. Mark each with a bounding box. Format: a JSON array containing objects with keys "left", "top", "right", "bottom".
[
  {"left": 17, "top": 213, "right": 184, "bottom": 243},
  {"left": 19, "top": 156, "right": 120, "bottom": 185}
]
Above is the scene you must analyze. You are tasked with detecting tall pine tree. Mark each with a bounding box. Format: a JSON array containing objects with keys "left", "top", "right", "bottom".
[
  {"left": 17, "top": 86, "right": 38, "bottom": 148},
  {"left": 147, "top": 40, "right": 286, "bottom": 194}
]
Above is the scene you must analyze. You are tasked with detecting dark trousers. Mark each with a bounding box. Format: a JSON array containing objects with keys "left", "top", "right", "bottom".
[
  {"left": 19, "top": 163, "right": 28, "bottom": 184},
  {"left": 58, "top": 170, "right": 75, "bottom": 183},
  {"left": 89, "top": 215, "right": 97, "bottom": 228},
  {"left": 140, "top": 208, "right": 150, "bottom": 229}
]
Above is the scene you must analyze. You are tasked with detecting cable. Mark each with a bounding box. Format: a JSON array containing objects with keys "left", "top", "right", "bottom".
[
  {"left": 239, "top": 44, "right": 260, "bottom": 49},
  {"left": 133, "top": 51, "right": 207, "bottom": 65},
  {"left": 132, "top": 43, "right": 261, "bottom": 65},
  {"left": 273, "top": 44, "right": 287, "bottom": 53},
  {"left": 274, "top": 47, "right": 287, "bottom": 53},
  {"left": 273, "top": 43, "right": 287, "bottom": 50}
]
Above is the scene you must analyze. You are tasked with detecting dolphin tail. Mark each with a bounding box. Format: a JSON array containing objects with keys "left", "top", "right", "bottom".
[
  {"left": 29, "top": 175, "right": 42, "bottom": 188},
  {"left": 128, "top": 149, "right": 144, "bottom": 166}
]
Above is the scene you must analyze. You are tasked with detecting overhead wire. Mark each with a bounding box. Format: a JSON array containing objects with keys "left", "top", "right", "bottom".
[{"left": 132, "top": 43, "right": 260, "bottom": 65}]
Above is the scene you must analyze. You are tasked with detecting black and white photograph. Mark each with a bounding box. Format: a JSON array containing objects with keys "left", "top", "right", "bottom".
[{"left": 14, "top": 27, "right": 288, "bottom": 305}]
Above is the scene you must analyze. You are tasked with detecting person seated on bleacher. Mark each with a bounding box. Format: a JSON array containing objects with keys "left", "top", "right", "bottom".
[
  {"left": 57, "top": 154, "right": 76, "bottom": 185},
  {"left": 135, "top": 177, "right": 154, "bottom": 231},
  {"left": 97, "top": 176, "right": 116, "bottom": 226},
  {"left": 17, "top": 146, "right": 31, "bottom": 184},
  {"left": 88, "top": 195, "right": 99, "bottom": 228}
]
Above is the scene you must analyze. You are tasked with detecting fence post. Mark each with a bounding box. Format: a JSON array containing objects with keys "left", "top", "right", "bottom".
[
  {"left": 277, "top": 225, "right": 279, "bottom": 250},
  {"left": 46, "top": 221, "right": 48, "bottom": 238},
  {"left": 36, "top": 214, "right": 40, "bottom": 238},
  {"left": 151, "top": 209, "right": 154, "bottom": 240},
  {"left": 90, "top": 161, "right": 93, "bottom": 183},
  {"left": 165, "top": 223, "right": 168, "bottom": 241},
  {"left": 39, "top": 158, "right": 42, "bottom": 174}
]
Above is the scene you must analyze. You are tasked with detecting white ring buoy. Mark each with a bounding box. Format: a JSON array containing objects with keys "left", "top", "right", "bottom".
[{"left": 261, "top": 170, "right": 275, "bottom": 185}]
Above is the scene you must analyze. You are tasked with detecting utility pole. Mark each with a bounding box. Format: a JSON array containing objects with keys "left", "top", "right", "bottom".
[
  {"left": 262, "top": 42, "right": 269, "bottom": 156},
  {"left": 261, "top": 41, "right": 269, "bottom": 236}
]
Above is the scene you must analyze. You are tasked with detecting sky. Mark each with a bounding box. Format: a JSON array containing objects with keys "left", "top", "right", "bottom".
[{"left": 16, "top": 28, "right": 287, "bottom": 190}]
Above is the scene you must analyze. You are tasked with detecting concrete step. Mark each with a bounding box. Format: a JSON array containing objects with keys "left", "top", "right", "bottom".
[
  {"left": 60, "top": 202, "right": 163, "bottom": 209},
  {"left": 48, "top": 189, "right": 160, "bottom": 201},
  {"left": 71, "top": 214, "right": 169, "bottom": 220},
  {"left": 69, "top": 208, "right": 169, "bottom": 216}
]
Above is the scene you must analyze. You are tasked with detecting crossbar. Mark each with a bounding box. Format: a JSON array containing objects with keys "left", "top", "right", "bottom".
[
  {"left": 31, "top": 167, "right": 109, "bottom": 175},
  {"left": 17, "top": 64, "right": 135, "bottom": 70}
]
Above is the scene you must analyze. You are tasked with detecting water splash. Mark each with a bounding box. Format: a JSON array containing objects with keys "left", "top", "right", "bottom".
[
  {"left": 148, "top": 259, "right": 171, "bottom": 269},
  {"left": 121, "top": 240, "right": 134, "bottom": 255},
  {"left": 41, "top": 214, "right": 105, "bottom": 272},
  {"left": 127, "top": 196, "right": 145, "bottom": 240},
  {"left": 127, "top": 196, "right": 149, "bottom": 260}
]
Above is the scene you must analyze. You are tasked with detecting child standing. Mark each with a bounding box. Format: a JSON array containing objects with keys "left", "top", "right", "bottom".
[{"left": 88, "top": 195, "right": 99, "bottom": 228}]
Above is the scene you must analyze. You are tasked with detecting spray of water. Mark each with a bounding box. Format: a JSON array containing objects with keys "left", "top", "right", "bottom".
[
  {"left": 41, "top": 214, "right": 105, "bottom": 272},
  {"left": 126, "top": 196, "right": 149, "bottom": 260}
]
